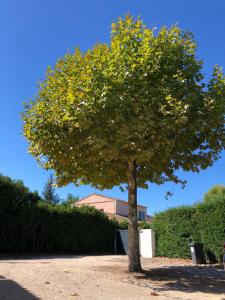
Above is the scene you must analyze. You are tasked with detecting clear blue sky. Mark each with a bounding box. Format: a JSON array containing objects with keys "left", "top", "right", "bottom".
[{"left": 1, "top": 0, "right": 225, "bottom": 215}]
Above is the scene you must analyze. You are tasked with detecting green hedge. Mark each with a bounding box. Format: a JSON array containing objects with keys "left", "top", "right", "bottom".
[
  {"left": 0, "top": 174, "right": 119, "bottom": 254},
  {"left": 192, "top": 200, "right": 225, "bottom": 262},
  {"left": 0, "top": 204, "right": 119, "bottom": 254},
  {"left": 152, "top": 200, "right": 225, "bottom": 262}
]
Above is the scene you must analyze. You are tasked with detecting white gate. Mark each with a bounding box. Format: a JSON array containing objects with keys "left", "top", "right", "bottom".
[{"left": 115, "top": 229, "right": 156, "bottom": 258}]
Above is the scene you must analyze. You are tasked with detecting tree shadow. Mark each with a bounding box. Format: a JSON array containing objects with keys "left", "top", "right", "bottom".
[
  {"left": 133, "top": 265, "right": 225, "bottom": 296},
  {"left": 0, "top": 276, "right": 39, "bottom": 299}
]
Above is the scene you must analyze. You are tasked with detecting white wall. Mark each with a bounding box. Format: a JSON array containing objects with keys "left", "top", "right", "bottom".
[{"left": 139, "top": 229, "right": 155, "bottom": 258}]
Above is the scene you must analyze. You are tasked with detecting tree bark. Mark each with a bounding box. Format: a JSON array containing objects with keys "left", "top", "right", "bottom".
[{"left": 128, "top": 160, "right": 142, "bottom": 272}]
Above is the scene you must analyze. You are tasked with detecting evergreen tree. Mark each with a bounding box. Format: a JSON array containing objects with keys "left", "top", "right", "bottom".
[{"left": 42, "top": 174, "right": 60, "bottom": 205}]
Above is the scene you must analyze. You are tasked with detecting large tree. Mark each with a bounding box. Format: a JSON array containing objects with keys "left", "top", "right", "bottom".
[{"left": 23, "top": 16, "right": 225, "bottom": 272}]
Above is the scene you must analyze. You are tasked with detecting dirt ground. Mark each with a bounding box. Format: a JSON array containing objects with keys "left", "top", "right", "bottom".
[{"left": 0, "top": 255, "right": 225, "bottom": 300}]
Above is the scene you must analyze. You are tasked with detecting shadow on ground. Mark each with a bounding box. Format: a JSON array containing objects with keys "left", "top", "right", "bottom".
[
  {"left": 133, "top": 265, "right": 225, "bottom": 296},
  {"left": 0, "top": 276, "right": 39, "bottom": 300},
  {"left": 0, "top": 253, "right": 114, "bottom": 262},
  {"left": 0, "top": 255, "right": 84, "bottom": 262}
]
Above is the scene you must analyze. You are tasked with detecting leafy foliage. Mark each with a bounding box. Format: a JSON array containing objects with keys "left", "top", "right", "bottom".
[
  {"left": 23, "top": 15, "right": 225, "bottom": 191},
  {"left": 152, "top": 206, "right": 195, "bottom": 258},
  {"left": 0, "top": 174, "right": 41, "bottom": 209},
  {"left": 203, "top": 185, "right": 225, "bottom": 203},
  {"left": 152, "top": 199, "right": 225, "bottom": 262},
  {"left": 139, "top": 220, "right": 152, "bottom": 229},
  {"left": 61, "top": 193, "right": 79, "bottom": 207},
  {"left": 192, "top": 200, "right": 225, "bottom": 262},
  {"left": 112, "top": 219, "right": 151, "bottom": 229},
  {"left": 117, "top": 219, "right": 128, "bottom": 229}
]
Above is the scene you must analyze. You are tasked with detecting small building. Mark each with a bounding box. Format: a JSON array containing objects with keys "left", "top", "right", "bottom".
[{"left": 73, "top": 193, "right": 153, "bottom": 222}]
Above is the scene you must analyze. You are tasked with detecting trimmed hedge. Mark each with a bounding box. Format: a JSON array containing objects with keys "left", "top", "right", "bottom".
[
  {"left": 0, "top": 174, "right": 119, "bottom": 254},
  {"left": 192, "top": 200, "right": 225, "bottom": 262},
  {"left": 0, "top": 204, "right": 119, "bottom": 254},
  {"left": 152, "top": 200, "right": 225, "bottom": 262}
]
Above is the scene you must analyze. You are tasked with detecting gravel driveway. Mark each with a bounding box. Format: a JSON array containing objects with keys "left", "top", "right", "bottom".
[{"left": 0, "top": 255, "right": 224, "bottom": 299}]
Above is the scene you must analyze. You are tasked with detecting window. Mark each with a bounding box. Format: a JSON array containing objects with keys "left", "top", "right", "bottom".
[{"left": 138, "top": 211, "right": 145, "bottom": 221}]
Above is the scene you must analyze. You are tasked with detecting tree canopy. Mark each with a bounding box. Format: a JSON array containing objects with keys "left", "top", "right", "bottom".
[
  {"left": 0, "top": 174, "right": 41, "bottom": 209},
  {"left": 23, "top": 15, "right": 225, "bottom": 191},
  {"left": 203, "top": 185, "right": 225, "bottom": 203}
]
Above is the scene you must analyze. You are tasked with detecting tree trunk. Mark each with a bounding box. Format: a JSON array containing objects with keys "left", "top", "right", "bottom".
[{"left": 128, "top": 160, "right": 142, "bottom": 272}]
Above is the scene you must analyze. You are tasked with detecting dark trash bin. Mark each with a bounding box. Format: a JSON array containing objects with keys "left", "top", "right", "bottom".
[{"left": 189, "top": 242, "right": 204, "bottom": 264}]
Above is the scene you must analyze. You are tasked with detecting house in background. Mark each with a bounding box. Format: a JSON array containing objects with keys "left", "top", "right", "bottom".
[{"left": 73, "top": 193, "right": 153, "bottom": 222}]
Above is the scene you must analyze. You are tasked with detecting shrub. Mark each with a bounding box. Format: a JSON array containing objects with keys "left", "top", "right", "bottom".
[
  {"left": 139, "top": 220, "right": 152, "bottom": 229},
  {"left": 193, "top": 200, "right": 225, "bottom": 262},
  {"left": 114, "top": 219, "right": 152, "bottom": 230},
  {"left": 0, "top": 203, "right": 119, "bottom": 254},
  {"left": 0, "top": 174, "right": 119, "bottom": 254},
  {"left": 152, "top": 206, "right": 194, "bottom": 258},
  {"left": 152, "top": 200, "right": 225, "bottom": 262},
  {"left": 203, "top": 185, "right": 225, "bottom": 204},
  {"left": 117, "top": 220, "right": 128, "bottom": 229}
]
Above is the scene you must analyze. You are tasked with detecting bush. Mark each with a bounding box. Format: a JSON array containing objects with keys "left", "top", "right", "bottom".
[
  {"left": 152, "top": 200, "right": 225, "bottom": 262},
  {"left": 203, "top": 185, "right": 225, "bottom": 204},
  {"left": 139, "top": 220, "right": 152, "bottom": 229},
  {"left": 193, "top": 200, "right": 225, "bottom": 262},
  {"left": 0, "top": 174, "right": 119, "bottom": 254},
  {"left": 113, "top": 219, "right": 152, "bottom": 230},
  {"left": 152, "top": 206, "right": 194, "bottom": 258},
  {"left": 118, "top": 219, "right": 128, "bottom": 229},
  {"left": 0, "top": 203, "right": 119, "bottom": 254}
]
